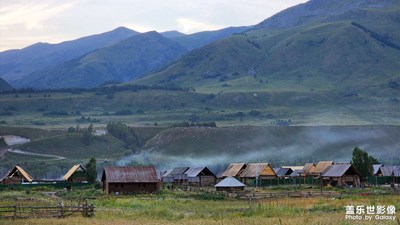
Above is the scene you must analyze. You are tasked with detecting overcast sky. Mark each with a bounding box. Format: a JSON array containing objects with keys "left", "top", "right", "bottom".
[{"left": 0, "top": 0, "right": 308, "bottom": 51}]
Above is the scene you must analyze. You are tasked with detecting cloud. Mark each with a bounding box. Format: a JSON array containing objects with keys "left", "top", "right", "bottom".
[
  {"left": 0, "top": 1, "right": 75, "bottom": 30},
  {"left": 176, "top": 18, "right": 222, "bottom": 34}
]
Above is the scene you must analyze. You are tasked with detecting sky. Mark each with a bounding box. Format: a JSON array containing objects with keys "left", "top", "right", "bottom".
[{"left": 0, "top": 0, "right": 308, "bottom": 51}]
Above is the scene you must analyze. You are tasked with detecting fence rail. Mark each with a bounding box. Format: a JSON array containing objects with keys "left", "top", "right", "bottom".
[{"left": 0, "top": 203, "right": 95, "bottom": 219}]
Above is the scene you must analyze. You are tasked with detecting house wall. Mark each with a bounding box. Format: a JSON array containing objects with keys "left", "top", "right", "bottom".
[
  {"left": 106, "top": 182, "right": 158, "bottom": 194},
  {"left": 2, "top": 177, "right": 23, "bottom": 185},
  {"left": 188, "top": 176, "right": 216, "bottom": 186}
]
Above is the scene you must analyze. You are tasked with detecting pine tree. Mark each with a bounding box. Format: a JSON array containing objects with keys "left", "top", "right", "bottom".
[{"left": 86, "top": 158, "right": 97, "bottom": 183}]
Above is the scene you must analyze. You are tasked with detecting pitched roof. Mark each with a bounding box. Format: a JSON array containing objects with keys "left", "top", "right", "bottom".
[
  {"left": 302, "top": 163, "right": 316, "bottom": 175},
  {"left": 313, "top": 161, "right": 334, "bottom": 174},
  {"left": 221, "top": 163, "right": 246, "bottom": 177},
  {"left": 169, "top": 167, "right": 189, "bottom": 175},
  {"left": 63, "top": 164, "right": 86, "bottom": 181},
  {"left": 1, "top": 166, "right": 33, "bottom": 182},
  {"left": 380, "top": 166, "right": 395, "bottom": 176},
  {"left": 275, "top": 168, "right": 293, "bottom": 177},
  {"left": 322, "top": 164, "right": 361, "bottom": 177},
  {"left": 184, "top": 167, "right": 215, "bottom": 177},
  {"left": 101, "top": 166, "right": 158, "bottom": 183},
  {"left": 214, "top": 177, "right": 245, "bottom": 187},
  {"left": 373, "top": 164, "right": 383, "bottom": 175},
  {"left": 394, "top": 168, "right": 400, "bottom": 177},
  {"left": 290, "top": 170, "right": 302, "bottom": 177},
  {"left": 239, "top": 163, "right": 276, "bottom": 178},
  {"left": 282, "top": 166, "right": 304, "bottom": 171}
]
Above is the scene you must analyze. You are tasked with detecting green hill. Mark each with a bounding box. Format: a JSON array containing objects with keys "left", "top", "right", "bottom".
[
  {"left": 133, "top": 1, "right": 400, "bottom": 96},
  {"left": 18, "top": 31, "right": 188, "bottom": 89}
]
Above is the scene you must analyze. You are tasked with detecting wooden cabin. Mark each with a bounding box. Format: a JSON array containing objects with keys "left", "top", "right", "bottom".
[
  {"left": 101, "top": 166, "right": 159, "bottom": 194},
  {"left": 322, "top": 164, "right": 361, "bottom": 187},
  {"left": 221, "top": 163, "right": 246, "bottom": 178},
  {"left": 215, "top": 177, "right": 246, "bottom": 192},
  {"left": 300, "top": 163, "right": 316, "bottom": 176},
  {"left": 239, "top": 163, "right": 276, "bottom": 183},
  {"left": 161, "top": 167, "right": 189, "bottom": 185},
  {"left": 63, "top": 164, "right": 87, "bottom": 183},
  {"left": 1, "top": 166, "right": 33, "bottom": 184},
  {"left": 309, "top": 161, "right": 334, "bottom": 176},
  {"left": 184, "top": 167, "right": 216, "bottom": 186}
]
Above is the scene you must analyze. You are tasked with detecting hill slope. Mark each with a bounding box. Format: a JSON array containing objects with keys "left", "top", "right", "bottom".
[
  {"left": 134, "top": 0, "right": 400, "bottom": 96},
  {"left": 140, "top": 126, "right": 400, "bottom": 168},
  {"left": 0, "top": 27, "right": 138, "bottom": 84},
  {"left": 0, "top": 77, "right": 13, "bottom": 92},
  {"left": 17, "top": 32, "right": 188, "bottom": 89}
]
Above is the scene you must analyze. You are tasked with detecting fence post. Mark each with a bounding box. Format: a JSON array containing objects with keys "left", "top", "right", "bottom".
[{"left": 13, "top": 205, "right": 17, "bottom": 220}]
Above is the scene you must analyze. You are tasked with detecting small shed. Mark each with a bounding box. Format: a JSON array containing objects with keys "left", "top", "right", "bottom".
[
  {"left": 221, "top": 163, "right": 246, "bottom": 178},
  {"left": 239, "top": 163, "right": 276, "bottom": 183},
  {"left": 184, "top": 167, "right": 216, "bottom": 186},
  {"left": 322, "top": 164, "right": 361, "bottom": 187},
  {"left": 1, "top": 166, "right": 33, "bottom": 184},
  {"left": 101, "top": 166, "right": 159, "bottom": 194},
  {"left": 215, "top": 177, "right": 246, "bottom": 192},
  {"left": 63, "top": 164, "right": 87, "bottom": 182}
]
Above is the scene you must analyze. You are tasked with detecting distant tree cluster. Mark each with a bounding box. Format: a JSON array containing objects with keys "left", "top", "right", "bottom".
[
  {"left": 106, "top": 122, "right": 144, "bottom": 150},
  {"left": 351, "top": 146, "right": 379, "bottom": 178},
  {"left": 271, "top": 119, "right": 292, "bottom": 126},
  {"left": 75, "top": 116, "right": 100, "bottom": 123},
  {"left": 171, "top": 121, "right": 217, "bottom": 128}
]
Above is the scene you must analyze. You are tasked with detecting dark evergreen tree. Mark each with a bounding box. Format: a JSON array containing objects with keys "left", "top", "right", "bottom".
[{"left": 86, "top": 158, "right": 97, "bottom": 183}]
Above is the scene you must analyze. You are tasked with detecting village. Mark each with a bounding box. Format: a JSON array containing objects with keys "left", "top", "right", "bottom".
[{"left": 2, "top": 160, "right": 399, "bottom": 194}]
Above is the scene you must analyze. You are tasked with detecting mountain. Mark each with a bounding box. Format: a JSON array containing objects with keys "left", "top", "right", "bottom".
[
  {"left": 172, "top": 26, "right": 251, "bottom": 50},
  {"left": 0, "top": 27, "right": 138, "bottom": 84},
  {"left": 161, "top": 31, "right": 186, "bottom": 38},
  {"left": 0, "top": 77, "right": 13, "bottom": 92},
  {"left": 17, "top": 31, "right": 188, "bottom": 89},
  {"left": 134, "top": 0, "right": 400, "bottom": 96}
]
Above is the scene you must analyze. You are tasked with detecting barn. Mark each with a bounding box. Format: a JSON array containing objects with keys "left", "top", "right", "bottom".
[
  {"left": 1, "top": 166, "right": 33, "bottom": 184},
  {"left": 239, "top": 163, "right": 276, "bottom": 183},
  {"left": 184, "top": 167, "right": 216, "bottom": 186},
  {"left": 215, "top": 177, "right": 246, "bottom": 192},
  {"left": 221, "top": 163, "right": 246, "bottom": 178},
  {"left": 322, "top": 163, "right": 361, "bottom": 187},
  {"left": 101, "top": 166, "right": 159, "bottom": 194},
  {"left": 63, "top": 164, "right": 87, "bottom": 183}
]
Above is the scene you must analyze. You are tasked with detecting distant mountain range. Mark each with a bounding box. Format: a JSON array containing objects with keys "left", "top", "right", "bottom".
[
  {"left": 1, "top": 0, "right": 400, "bottom": 93},
  {"left": 134, "top": 0, "right": 400, "bottom": 96}
]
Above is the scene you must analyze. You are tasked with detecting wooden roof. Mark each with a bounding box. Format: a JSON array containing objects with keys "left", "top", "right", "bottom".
[
  {"left": 322, "top": 164, "right": 361, "bottom": 177},
  {"left": 313, "top": 161, "right": 334, "bottom": 174},
  {"left": 239, "top": 163, "right": 276, "bottom": 178},
  {"left": 63, "top": 164, "right": 86, "bottom": 181},
  {"left": 101, "top": 166, "right": 158, "bottom": 183},
  {"left": 221, "top": 163, "right": 246, "bottom": 177},
  {"left": 301, "top": 163, "right": 316, "bottom": 175},
  {"left": 2, "top": 166, "right": 33, "bottom": 182}
]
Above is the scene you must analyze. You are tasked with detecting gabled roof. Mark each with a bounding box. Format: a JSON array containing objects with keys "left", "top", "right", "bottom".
[
  {"left": 239, "top": 163, "right": 276, "bottom": 178},
  {"left": 302, "top": 163, "right": 316, "bottom": 175},
  {"left": 380, "top": 166, "right": 395, "bottom": 176},
  {"left": 290, "top": 170, "right": 302, "bottom": 177},
  {"left": 221, "top": 163, "right": 246, "bottom": 177},
  {"left": 169, "top": 167, "right": 189, "bottom": 175},
  {"left": 275, "top": 168, "right": 293, "bottom": 177},
  {"left": 313, "top": 161, "right": 334, "bottom": 174},
  {"left": 1, "top": 166, "right": 33, "bottom": 182},
  {"left": 101, "top": 166, "right": 158, "bottom": 183},
  {"left": 282, "top": 166, "right": 304, "bottom": 171},
  {"left": 184, "top": 167, "right": 215, "bottom": 177},
  {"left": 63, "top": 164, "right": 86, "bottom": 181},
  {"left": 373, "top": 164, "right": 383, "bottom": 175},
  {"left": 214, "top": 177, "right": 245, "bottom": 188},
  {"left": 322, "top": 164, "right": 361, "bottom": 177}
]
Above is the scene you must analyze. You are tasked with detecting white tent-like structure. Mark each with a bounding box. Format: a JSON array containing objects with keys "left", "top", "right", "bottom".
[{"left": 214, "top": 176, "right": 245, "bottom": 192}]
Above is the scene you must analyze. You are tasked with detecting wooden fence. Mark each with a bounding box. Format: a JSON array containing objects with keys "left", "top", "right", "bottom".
[{"left": 0, "top": 202, "right": 95, "bottom": 219}]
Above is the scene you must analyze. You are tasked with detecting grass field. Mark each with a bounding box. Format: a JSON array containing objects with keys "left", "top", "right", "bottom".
[{"left": 0, "top": 187, "right": 399, "bottom": 225}]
